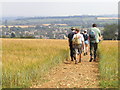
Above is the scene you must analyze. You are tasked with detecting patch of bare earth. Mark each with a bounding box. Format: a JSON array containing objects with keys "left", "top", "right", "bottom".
[{"left": 31, "top": 53, "right": 99, "bottom": 88}]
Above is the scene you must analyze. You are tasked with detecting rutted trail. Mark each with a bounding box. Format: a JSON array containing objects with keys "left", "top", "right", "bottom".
[{"left": 32, "top": 54, "right": 99, "bottom": 88}]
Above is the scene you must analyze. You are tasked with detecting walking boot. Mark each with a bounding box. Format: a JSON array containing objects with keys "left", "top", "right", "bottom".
[
  {"left": 93, "top": 58, "right": 97, "bottom": 62},
  {"left": 89, "top": 58, "right": 93, "bottom": 62},
  {"left": 84, "top": 53, "right": 86, "bottom": 56},
  {"left": 71, "top": 57, "right": 74, "bottom": 61}
]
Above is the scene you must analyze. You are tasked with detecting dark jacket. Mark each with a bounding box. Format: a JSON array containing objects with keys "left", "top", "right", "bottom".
[{"left": 68, "top": 31, "right": 75, "bottom": 46}]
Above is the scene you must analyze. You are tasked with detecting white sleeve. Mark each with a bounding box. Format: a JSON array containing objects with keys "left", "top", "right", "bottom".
[
  {"left": 98, "top": 29, "right": 101, "bottom": 36},
  {"left": 81, "top": 34, "right": 84, "bottom": 41}
]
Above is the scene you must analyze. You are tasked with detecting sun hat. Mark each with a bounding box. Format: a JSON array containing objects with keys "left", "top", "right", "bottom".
[{"left": 71, "top": 27, "right": 75, "bottom": 30}]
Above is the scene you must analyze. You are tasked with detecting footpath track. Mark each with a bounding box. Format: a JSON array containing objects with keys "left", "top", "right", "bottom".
[{"left": 32, "top": 53, "right": 99, "bottom": 88}]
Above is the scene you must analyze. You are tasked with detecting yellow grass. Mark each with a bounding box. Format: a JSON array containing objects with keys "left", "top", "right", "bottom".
[
  {"left": 2, "top": 39, "right": 69, "bottom": 88},
  {"left": 98, "top": 40, "right": 118, "bottom": 88},
  {"left": 2, "top": 39, "right": 119, "bottom": 88}
]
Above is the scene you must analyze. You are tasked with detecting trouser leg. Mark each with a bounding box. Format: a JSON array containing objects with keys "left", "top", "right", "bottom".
[
  {"left": 90, "top": 42, "right": 94, "bottom": 58},
  {"left": 70, "top": 45, "right": 76, "bottom": 61},
  {"left": 72, "top": 47, "right": 76, "bottom": 60},
  {"left": 70, "top": 45, "right": 73, "bottom": 60},
  {"left": 94, "top": 43, "right": 98, "bottom": 59}
]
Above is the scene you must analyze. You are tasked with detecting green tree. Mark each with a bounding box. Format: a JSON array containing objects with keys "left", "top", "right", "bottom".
[
  {"left": 11, "top": 33, "right": 16, "bottom": 38},
  {"left": 103, "top": 24, "right": 118, "bottom": 40}
]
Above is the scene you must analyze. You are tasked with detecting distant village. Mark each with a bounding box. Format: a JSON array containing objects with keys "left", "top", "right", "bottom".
[
  {"left": 1, "top": 15, "right": 118, "bottom": 40},
  {"left": 1, "top": 24, "right": 75, "bottom": 39}
]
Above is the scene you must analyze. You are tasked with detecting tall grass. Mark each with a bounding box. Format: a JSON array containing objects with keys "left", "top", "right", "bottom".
[
  {"left": 98, "top": 41, "right": 118, "bottom": 88},
  {"left": 0, "top": 38, "right": 2, "bottom": 89},
  {"left": 2, "top": 39, "right": 69, "bottom": 88}
]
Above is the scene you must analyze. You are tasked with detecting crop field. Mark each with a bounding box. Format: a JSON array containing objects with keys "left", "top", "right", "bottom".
[
  {"left": 0, "top": 39, "right": 1, "bottom": 89},
  {"left": 2, "top": 39, "right": 69, "bottom": 88},
  {"left": 1, "top": 39, "right": 119, "bottom": 88},
  {"left": 98, "top": 41, "right": 118, "bottom": 88}
]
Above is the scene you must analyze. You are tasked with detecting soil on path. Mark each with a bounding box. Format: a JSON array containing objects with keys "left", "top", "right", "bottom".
[{"left": 32, "top": 53, "right": 99, "bottom": 88}]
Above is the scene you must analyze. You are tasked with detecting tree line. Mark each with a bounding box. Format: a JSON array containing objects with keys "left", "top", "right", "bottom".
[{"left": 103, "top": 24, "right": 118, "bottom": 40}]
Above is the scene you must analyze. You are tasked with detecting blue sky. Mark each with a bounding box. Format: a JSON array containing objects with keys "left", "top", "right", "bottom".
[{"left": 1, "top": 1, "right": 118, "bottom": 17}]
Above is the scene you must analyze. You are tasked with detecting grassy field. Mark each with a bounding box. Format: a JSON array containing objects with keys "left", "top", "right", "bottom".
[
  {"left": 2, "top": 39, "right": 119, "bottom": 88},
  {"left": 98, "top": 41, "right": 118, "bottom": 88},
  {"left": 0, "top": 39, "right": 2, "bottom": 89},
  {"left": 2, "top": 39, "right": 69, "bottom": 88}
]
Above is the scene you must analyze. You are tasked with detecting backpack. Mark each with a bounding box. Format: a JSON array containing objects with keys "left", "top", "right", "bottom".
[
  {"left": 72, "top": 34, "right": 80, "bottom": 45},
  {"left": 83, "top": 34, "right": 88, "bottom": 41},
  {"left": 89, "top": 30, "right": 96, "bottom": 41}
]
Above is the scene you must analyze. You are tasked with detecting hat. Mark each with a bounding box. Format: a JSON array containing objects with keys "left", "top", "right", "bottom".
[
  {"left": 75, "top": 28, "right": 80, "bottom": 32},
  {"left": 71, "top": 27, "right": 75, "bottom": 30},
  {"left": 84, "top": 30, "right": 87, "bottom": 32}
]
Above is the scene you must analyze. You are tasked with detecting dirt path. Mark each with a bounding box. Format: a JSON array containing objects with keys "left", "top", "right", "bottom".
[{"left": 32, "top": 53, "right": 99, "bottom": 88}]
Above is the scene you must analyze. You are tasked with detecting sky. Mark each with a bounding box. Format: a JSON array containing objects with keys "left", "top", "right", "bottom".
[{"left": 0, "top": 0, "right": 119, "bottom": 17}]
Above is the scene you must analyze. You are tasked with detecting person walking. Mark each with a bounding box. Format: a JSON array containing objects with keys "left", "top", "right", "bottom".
[
  {"left": 82, "top": 30, "right": 89, "bottom": 56},
  {"left": 72, "top": 28, "right": 84, "bottom": 64},
  {"left": 68, "top": 27, "right": 76, "bottom": 61},
  {"left": 89, "top": 24, "right": 101, "bottom": 62}
]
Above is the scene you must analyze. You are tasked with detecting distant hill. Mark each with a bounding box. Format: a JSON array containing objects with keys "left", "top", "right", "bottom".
[
  {"left": 15, "top": 14, "right": 117, "bottom": 20},
  {"left": 1, "top": 14, "right": 118, "bottom": 27},
  {"left": 2, "top": 14, "right": 117, "bottom": 20}
]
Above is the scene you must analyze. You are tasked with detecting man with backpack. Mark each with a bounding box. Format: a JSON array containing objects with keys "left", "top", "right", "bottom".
[
  {"left": 68, "top": 27, "right": 76, "bottom": 61},
  {"left": 89, "top": 24, "right": 101, "bottom": 62},
  {"left": 72, "top": 28, "right": 84, "bottom": 64},
  {"left": 82, "top": 30, "right": 89, "bottom": 56}
]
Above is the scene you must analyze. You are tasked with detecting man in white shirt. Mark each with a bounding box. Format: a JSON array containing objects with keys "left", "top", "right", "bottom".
[{"left": 72, "top": 28, "right": 84, "bottom": 64}]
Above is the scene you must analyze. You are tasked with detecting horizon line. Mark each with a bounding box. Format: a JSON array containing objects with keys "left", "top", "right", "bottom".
[{"left": 1, "top": 14, "right": 118, "bottom": 18}]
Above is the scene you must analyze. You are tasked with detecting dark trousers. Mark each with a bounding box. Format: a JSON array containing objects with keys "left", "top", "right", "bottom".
[
  {"left": 69, "top": 44, "right": 75, "bottom": 60},
  {"left": 90, "top": 42, "right": 98, "bottom": 59}
]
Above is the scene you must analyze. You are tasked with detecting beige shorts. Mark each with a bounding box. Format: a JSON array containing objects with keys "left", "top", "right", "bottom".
[{"left": 73, "top": 44, "right": 82, "bottom": 54}]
